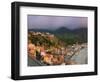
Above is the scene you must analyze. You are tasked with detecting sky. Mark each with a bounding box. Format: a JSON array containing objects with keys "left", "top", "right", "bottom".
[{"left": 28, "top": 15, "right": 88, "bottom": 30}]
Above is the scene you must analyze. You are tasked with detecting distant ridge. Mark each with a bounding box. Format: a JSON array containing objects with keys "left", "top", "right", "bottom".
[
  {"left": 28, "top": 27, "right": 87, "bottom": 34},
  {"left": 28, "top": 27, "right": 87, "bottom": 44}
]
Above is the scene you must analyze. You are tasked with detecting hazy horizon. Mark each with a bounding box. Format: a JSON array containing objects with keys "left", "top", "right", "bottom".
[{"left": 28, "top": 15, "right": 88, "bottom": 30}]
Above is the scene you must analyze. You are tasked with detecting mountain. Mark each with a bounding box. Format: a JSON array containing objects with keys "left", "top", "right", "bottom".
[
  {"left": 54, "top": 27, "right": 87, "bottom": 44},
  {"left": 73, "top": 27, "right": 87, "bottom": 34},
  {"left": 73, "top": 28, "right": 87, "bottom": 42},
  {"left": 55, "top": 27, "right": 72, "bottom": 34},
  {"left": 28, "top": 27, "right": 87, "bottom": 44}
]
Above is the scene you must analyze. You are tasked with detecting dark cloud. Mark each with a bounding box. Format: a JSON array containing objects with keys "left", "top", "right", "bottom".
[{"left": 28, "top": 15, "right": 87, "bottom": 30}]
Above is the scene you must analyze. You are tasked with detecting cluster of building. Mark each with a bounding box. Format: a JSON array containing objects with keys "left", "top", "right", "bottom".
[
  {"left": 28, "top": 31, "right": 87, "bottom": 65},
  {"left": 28, "top": 31, "right": 54, "bottom": 38},
  {"left": 28, "top": 42, "right": 87, "bottom": 65}
]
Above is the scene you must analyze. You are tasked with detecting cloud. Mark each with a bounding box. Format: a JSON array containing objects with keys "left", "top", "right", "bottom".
[{"left": 28, "top": 15, "right": 87, "bottom": 30}]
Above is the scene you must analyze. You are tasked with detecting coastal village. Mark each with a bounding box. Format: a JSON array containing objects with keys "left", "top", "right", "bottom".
[{"left": 28, "top": 31, "right": 87, "bottom": 66}]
